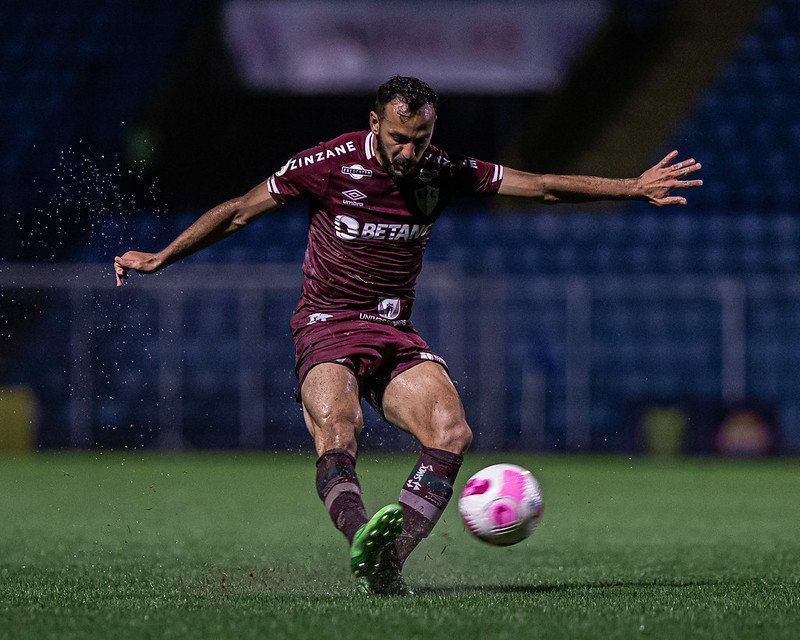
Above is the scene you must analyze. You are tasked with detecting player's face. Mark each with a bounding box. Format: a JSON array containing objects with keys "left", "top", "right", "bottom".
[{"left": 370, "top": 98, "right": 435, "bottom": 182}]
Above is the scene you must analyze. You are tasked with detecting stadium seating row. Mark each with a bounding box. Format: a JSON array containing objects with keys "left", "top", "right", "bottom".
[{"left": 673, "top": 0, "right": 800, "bottom": 212}]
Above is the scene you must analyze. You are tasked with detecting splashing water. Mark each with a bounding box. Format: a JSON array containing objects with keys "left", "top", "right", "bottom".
[{"left": 19, "top": 141, "right": 166, "bottom": 261}]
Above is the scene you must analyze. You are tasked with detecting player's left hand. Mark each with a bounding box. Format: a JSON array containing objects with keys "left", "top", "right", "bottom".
[
  {"left": 114, "top": 251, "right": 163, "bottom": 287},
  {"left": 637, "top": 150, "right": 703, "bottom": 206}
]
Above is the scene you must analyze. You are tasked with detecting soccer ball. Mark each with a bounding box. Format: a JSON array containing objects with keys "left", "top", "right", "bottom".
[{"left": 458, "top": 463, "right": 543, "bottom": 546}]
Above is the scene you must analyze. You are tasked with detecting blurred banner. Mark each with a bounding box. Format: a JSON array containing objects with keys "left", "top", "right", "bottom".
[
  {"left": 221, "top": 0, "right": 609, "bottom": 93},
  {"left": 632, "top": 399, "right": 779, "bottom": 457}
]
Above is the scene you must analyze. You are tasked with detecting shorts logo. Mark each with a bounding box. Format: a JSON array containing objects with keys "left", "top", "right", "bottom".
[
  {"left": 342, "top": 164, "right": 373, "bottom": 180},
  {"left": 342, "top": 189, "right": 366, "bottom": 200},
  {"left": 334, "top": 214, "right": 360, "bottom": 240},
  {"left": 377, "top": 297, "right": 401, "bottom": 320},
  {"left": 307, "top": 313, "right": 333, "bottom": 325},
  {"left": 358, "top": 312, "right": 410, "bottom": 327}
]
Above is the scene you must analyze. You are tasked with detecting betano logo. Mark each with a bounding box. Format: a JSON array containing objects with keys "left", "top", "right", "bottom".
[{"left": 333, "top": 215, "right": 432, "bottom": 241}]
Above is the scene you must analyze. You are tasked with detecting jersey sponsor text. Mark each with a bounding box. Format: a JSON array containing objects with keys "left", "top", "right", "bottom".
[
  {"left": 341, "top": 164, "right": 373, "bottom": 179},
  {"left": 333, "top": 215, "right": 432, "bottom": 241},
  {"left": 278, "top": 142, "right": 358, "bottom": 175}
]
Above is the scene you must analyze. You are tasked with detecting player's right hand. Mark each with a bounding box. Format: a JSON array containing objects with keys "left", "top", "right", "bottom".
[{"left": 114, "top": 251, "right": 162, "bottom": 287}]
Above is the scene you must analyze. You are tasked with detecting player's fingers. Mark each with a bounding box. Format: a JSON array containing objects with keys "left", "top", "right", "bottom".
[
  {"left": 668, "top": 158, "right": 694, "bottom": 171},
  {"left": 682, "top": 162, "right": 702, "bottom": 176},
  {"left": 658, "top": 150, "right": 679, "bottom": 167},
  {"left": 114, "top": 260, "right": 128, "bottom": 286},
  {"left": 669, "top": 161, "right": 702, "bottom": 176},
  {"left": 654, "top": 195, "right": 687, "bottom": 206},
  {"left": 669, "top": 179, "right": 703, "bottom": 189}
]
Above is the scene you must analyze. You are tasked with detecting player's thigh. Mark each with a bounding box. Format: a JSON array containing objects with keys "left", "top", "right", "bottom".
[
  {"left": 300, "top": 362, "right": 364, "bottom": 454},
  {"left": 382, "top": 361, "right": 471, "bottom": 453}
]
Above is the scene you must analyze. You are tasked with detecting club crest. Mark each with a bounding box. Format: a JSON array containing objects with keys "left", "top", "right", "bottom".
[
  {"left": 414, "top": 185, "right": 440, "bottom": 216},
  {"left": 377, "top": 297, "right": 401, "bottom": 320}
]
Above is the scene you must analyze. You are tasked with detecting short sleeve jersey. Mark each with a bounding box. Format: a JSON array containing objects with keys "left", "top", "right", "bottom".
[{"left": 266, "top": 130, "right": 504, "bottom": 325}]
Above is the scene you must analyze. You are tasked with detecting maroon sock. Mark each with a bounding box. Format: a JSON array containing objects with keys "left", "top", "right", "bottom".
[
  {"left": 316, "top": 449, "right": 368, "bottom": 544},
  {"left": 396, "top": 446, "right": 463, "bottom": 565}
]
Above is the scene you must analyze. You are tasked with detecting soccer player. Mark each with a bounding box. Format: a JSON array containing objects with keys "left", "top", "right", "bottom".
[{"left": 114, "top": 76, "right": 702, "bottom": 595}]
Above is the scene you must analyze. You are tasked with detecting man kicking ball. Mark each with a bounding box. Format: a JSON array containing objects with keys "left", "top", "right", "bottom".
[{"left": 114, "top": 76, "right": 701, "bottom": 595}]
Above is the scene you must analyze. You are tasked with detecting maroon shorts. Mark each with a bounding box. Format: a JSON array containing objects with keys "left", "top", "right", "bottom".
[{"left": 292, "top": 311, "right": 448, "bottom": 416}]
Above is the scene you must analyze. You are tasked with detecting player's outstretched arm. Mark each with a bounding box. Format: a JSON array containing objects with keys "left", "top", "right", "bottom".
[
  {"left": 114, "top": 182, "right": 278, "bottom": 286},
  {"left": 497, "top": 151, "right": 702, "bottom": 207}
]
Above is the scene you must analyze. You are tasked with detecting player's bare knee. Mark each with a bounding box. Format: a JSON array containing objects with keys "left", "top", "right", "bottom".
[
  {"left": 311, "top": 407, "right": 362, "bottom": 452},
  {"left": 314, "top": 419, "right": 359, "bottom": 456},
  {"left": 431, "top": 414, "right": 472, "bottom": 454},
  {"left": 317, "top": 409, "right": 360, "bottom": 435},
  {"left": 451, "top": 421, "right": 473, "bottom": 453}
]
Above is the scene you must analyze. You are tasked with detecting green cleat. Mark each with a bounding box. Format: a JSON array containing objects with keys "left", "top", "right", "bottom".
[{"left": 350, "top": 503, "right": 410, "bottom": 596}]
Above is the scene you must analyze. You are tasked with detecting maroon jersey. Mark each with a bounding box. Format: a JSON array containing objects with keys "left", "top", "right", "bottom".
[{"left": 266, "top": 130, "right": 503, "bottom": 329}]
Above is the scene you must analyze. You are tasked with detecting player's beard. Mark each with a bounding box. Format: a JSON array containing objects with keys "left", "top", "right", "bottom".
[{"left": 376, "top": 133, "right": 416, "bottom": 183}]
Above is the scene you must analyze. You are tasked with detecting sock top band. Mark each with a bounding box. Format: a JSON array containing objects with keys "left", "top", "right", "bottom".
[{"left": 316, "top": 448, "right": 356, "bottom": 467}]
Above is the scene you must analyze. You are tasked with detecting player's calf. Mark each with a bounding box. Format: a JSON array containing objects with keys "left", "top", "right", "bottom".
[
  {"left": 395, "top": 446, "right": 464, "bottom": 565},
  {"left": 316, "top": 448, "right": 368, "bottom": 544},
  {"left": 380, "top": 362, "right": 470, "bottom": 565}
]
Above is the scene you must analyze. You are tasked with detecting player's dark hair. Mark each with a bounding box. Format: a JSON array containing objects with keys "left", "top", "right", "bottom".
[{"left": 375, "top": 76, "right": 438, "bottom": 117}]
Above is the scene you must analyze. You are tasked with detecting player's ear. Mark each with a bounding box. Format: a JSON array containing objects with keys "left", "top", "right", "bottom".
[{"left": 369, "top": 111, "right": 380, "bottom": 135}]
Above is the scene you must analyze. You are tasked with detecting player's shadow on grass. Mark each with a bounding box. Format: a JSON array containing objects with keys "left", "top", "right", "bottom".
[{"left": 415, "top": 579, "right": 716, "bottom": 596}]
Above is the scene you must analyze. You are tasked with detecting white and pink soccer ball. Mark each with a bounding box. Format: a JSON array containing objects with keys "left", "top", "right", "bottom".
[{"left": 458, "top": 463, "right": 543, "bottom": 546}]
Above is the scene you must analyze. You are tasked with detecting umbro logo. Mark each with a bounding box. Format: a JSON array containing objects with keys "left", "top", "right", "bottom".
[{"left": 342, "top": 188, "right": 367, "bottom": 207}]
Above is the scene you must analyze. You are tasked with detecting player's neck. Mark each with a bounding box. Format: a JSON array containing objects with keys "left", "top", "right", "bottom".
[{"left": 371, "top": 133, "right": 384, "bottom": 167}]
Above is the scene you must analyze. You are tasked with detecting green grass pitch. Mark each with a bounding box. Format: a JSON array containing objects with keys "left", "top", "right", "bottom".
[{"left": 1, "top": 452, "right": 798, "bottom": 639}]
